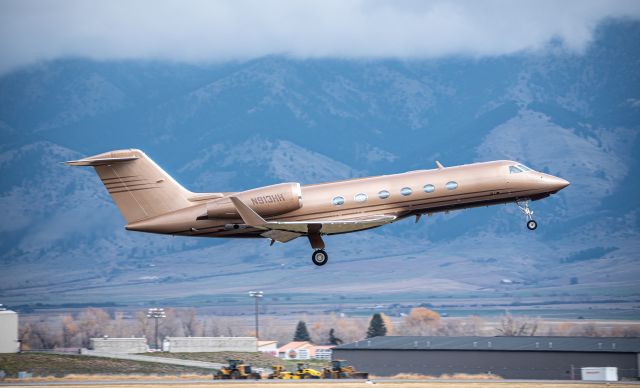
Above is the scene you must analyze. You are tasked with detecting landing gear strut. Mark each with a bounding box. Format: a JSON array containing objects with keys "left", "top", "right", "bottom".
[
  {"left": 312, "top": 249, "right": 329, "bottom": 266},
  {"left": 516, "top": 200, "right": 537, "bottom": 230}
]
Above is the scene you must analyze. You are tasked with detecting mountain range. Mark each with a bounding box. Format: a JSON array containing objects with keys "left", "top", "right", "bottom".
[{"left": 0, "top": 21, "right": 639, "bottom": 313}]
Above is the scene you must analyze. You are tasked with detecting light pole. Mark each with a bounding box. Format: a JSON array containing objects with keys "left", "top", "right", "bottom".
[
  {"left": 146, "top": 308, "right": 166, "bottom": 351},
  {"left": 248, "top": 291, "right": 263, "bottom": 340}
]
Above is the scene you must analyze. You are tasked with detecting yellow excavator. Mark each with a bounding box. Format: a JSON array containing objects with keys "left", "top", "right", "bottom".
[
  {"left": 267, "top": 365, "right": 294, "bottom": 379},
  {"left": 322, "top": 359, "right": 369, "bottom": 379},
  {"left": 213, "top": 359, "right": 262, "bottom": 380},
  {"left": 292, "top": 363, "right": 322, "bottom": 379},
  {"left": 268, "top": 363, "right": 322, "bottom": 379}
]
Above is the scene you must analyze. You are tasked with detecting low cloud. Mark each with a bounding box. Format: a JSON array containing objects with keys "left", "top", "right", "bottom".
[{"left": 1, "top": 0, "right": 639, "bottom": 74}]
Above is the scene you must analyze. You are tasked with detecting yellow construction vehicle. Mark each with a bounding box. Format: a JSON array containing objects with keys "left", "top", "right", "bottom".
[
  {"left": 322, "top": 359, "right": 369, "bottom": 379},
  {"left": 267, "top": 365, "right": 294, "bottom": 379},
  {"left": 292, "top": 362, "right": 322, "bottom": 379},
  {"left": 213, "top": 359, "right": 261, "bottom": 380}
]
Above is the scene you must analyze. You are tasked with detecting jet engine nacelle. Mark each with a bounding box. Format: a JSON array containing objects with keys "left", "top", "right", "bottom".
[{"left": 206, "top": 182, "right": 302, "bottom": 219}]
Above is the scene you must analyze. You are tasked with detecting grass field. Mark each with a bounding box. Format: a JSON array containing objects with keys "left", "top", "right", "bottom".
[
  {"left": 142, "top": 351, "right": 327, "bottom": 370},
  {"left": 0, "top": 353, "right": 210, "bottom": 378}
]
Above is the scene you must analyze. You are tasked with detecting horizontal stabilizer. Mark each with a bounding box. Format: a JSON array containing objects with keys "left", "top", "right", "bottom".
[
  {"left": 65, "top": 156, "right": 139, "bottom": 166},
  {"left": 188, "top": 193, "right": 226, "bottom": 202}
]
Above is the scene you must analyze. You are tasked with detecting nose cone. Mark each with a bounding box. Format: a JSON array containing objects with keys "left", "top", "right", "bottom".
[{"left": 548, "top": 176, "right": 570, "bottom": 192}]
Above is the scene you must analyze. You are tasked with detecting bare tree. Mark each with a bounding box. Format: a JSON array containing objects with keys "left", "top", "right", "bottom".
[
  {"left": 18, "top": 321, "right": 34, "bottom": 350},
  {"left": 158, "top": 308, "right": 184, "bottom": 339},
  {"left": 30, "top": 319, "right": 61, "bottom": 349},
  {"left": 61, "top": 315, "right": 80, "bottom": 347},
  {"left": 496, "top": 312, "right": 539, "bottom": 336},
  {"left": 400, "top": 307, "right": 442, "bottom": 336},
  {"left": 380, "top": 313, "right": 395, "bottom": 335},
  {"left": 77, "top": 308, "right": 110, "bottom": 346},
  {"left": 134, "top": 311, "right": 150, "bottom": 340},
  {"left": 178, "top": 308, "right": 203, "bottom": 337},
  {"left": 580, "top": 323, "right": 603, "bottom": 337},
  {"left": 461, "top": 315, "right": 485, "bottom": 336},
  {"left": 108, "top": 311, "right": 131, "bottom": 337}
]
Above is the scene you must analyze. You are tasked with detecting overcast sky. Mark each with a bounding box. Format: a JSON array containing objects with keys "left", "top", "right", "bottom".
[{"left": 1, "top": 0, "right": 639, "bottom": 74}]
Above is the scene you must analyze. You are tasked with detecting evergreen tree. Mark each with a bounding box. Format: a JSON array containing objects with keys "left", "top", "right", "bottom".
[
  {"left": 366, "top": 313, "right": 387, "bottom": 338},
  {"left": 328, "top": 328, "right": 343, "bottom": 345},
  {"left": 293, "top": 320, "right": 311, "bottom": 342}
]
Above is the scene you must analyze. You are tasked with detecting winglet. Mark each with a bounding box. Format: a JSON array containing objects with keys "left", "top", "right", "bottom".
[
  {"left": 435, "top": 160, "right": 444, "bottom": 170},
  {"left": 229, "top": 197, "right": 268, "bottom": 229},
  {"left": 65, "top": 156, "right": 139, "bottom": 166}
]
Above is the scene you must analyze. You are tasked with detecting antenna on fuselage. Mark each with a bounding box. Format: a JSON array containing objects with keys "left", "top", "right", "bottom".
[{"left": 435, "top": 160, "right": 445, "bottom": 170}]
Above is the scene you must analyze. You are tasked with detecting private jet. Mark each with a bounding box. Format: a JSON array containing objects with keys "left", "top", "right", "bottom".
[{"left": 67, "top": 149, "right": 569, "bottom": 266}]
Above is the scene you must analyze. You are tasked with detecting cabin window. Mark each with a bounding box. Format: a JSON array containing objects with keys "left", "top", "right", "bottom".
[
  {"left": 509, "top": 166, "right": 523, "bottom": 174},
  {"left": 378, "top": 190, "right": 390, "bottom": 199},
  {"left": 517, "top": 164, "right": 532, "bottom": 171},
  {"left": 332, "top": 196, "right": 345, "bottom": 206},
  {"left": 423, "top": 184, "right": 435, "bottom": 193},
  {"left": 400, "top": 187, "right": 413, "bottom": 196},
  {"left": 354, "top": 193, "right": 368, "bottom": 203},
  {"left": 446, "top": 181, "right": 458, "bottom": 190}
]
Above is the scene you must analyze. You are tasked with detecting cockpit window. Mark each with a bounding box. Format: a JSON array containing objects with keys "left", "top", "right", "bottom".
[
  {"left": 509, "top": 166, "right": 523, "bottom": 174},
  {"left": 517, "top": 164, "right": 532, "bottom": 171}
]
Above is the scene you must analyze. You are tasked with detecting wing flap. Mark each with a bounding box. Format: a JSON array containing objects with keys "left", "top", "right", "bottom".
[
  {"left": 230, "top": 196, "right": 396, "bottom": 235},
  {"left": 265, "top": 214, "right": 396, "bottom": 234},
  {"left": 260, "top": 230, "right": 302, "bottom": 243}
]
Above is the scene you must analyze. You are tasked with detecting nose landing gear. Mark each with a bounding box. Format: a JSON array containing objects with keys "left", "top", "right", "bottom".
[{"left": 516, "top": 200, "right": 538, "bottom": 230}]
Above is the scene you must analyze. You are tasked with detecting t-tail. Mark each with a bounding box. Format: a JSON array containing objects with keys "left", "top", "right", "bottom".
[{"left": 65, "top": 149, "right": 193, "bottom": 223}]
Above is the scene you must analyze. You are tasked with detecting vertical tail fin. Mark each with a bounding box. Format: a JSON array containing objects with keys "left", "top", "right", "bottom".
[{"left": 66, "top": 149, "right": 192, "bottom": 223}]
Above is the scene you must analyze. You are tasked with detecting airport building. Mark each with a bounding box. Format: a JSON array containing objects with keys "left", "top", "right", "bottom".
[
  {"left": 90, "top": 337, "right": 148, "bottom": 353},
  {"left": 258, "top": 340, "right": 278, "bottom": 356},
  {"left": 333, "top": 336, "right": 640, "bottom": 380},
  {"left": 0, "top": 308, "right": 19, "bottom": 353},
  {"left": 164, "top": 336, "right": 257, "bottom": 352},
  {"left": 278, "top": 341, "right": 334, "bottom": 360},
  {"left": 89, "top": 336, "right": 260, "bottom": 353}
]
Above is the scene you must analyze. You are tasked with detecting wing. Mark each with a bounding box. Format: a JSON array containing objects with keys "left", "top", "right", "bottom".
[{"left": 229, "top": 196, "right": 397, "bottom": 242}]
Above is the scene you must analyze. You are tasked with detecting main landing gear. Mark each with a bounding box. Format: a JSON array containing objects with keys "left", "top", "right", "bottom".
[
  {"left": 308, "top": 232, "right": 328, "bottom": 266},
  {"left": 516, "top": 200, "right": 537, "bottom": 230},
  {"left": 312, "top": 249, "right": 329, "bottom": 266}
]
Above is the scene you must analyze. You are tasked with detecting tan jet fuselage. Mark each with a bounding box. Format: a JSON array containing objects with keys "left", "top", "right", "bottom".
[{"left": 67, "top": 149, "right": 569, "bottom": 266}]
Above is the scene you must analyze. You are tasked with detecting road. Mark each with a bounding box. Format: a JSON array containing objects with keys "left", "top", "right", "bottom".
[
  {"left": 78, "top": 351, "right": 224, "bottom": 370},
  {"left": 2, "top": 379, "right": 639, "bottom": 387}
]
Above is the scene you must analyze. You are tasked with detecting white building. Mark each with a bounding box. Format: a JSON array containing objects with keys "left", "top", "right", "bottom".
[
  {"left": 165, "top": 337, "right": 257, "bottom": 353},
  {"left": 0, "top": 308, "right": 19, "bottom": 353},
  {"left": 258, "top": 340, "right": 278, "bottom": 357},
  {"left": 314, "top": 345, "right": 333, "bottom": 360},
  {"left": 277, "top": 341, "right": 334, "bottom": 360},
  {"left": 90, "top": 337, "right": 148, "bottom": 353}
]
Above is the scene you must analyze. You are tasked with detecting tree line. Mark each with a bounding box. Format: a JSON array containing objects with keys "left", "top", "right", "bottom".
[{"left": 18, "top": 307, "right": 640, "bottom": 350}]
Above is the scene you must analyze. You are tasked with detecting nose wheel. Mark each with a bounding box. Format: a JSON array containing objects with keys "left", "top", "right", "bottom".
[
  {"left": 516, "top": 200, "right": 538, "bottom": 231},
  {"left": 312, "top": 249, "right": 328, "bottom": 266}
]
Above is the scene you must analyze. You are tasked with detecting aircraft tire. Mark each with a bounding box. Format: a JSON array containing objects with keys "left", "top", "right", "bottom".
[
  {"left": 312, "top": 249, "right": 329, "bottom": 266},
  {"left": 527, "top": 220, "right": 538, "bottom": 230}
]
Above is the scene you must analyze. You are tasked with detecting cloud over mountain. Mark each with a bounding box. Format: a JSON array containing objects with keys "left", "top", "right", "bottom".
[{"left": 1, "top": 0, "right": 640, "bottom": 74}]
